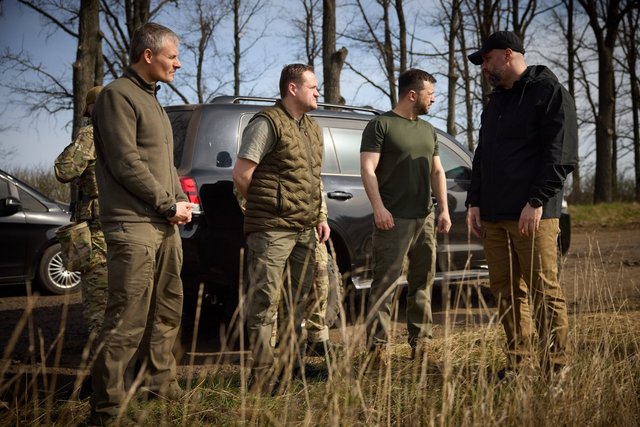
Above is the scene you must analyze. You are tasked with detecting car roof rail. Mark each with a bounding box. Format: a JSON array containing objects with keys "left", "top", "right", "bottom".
[{"left": 210, "top": 95, "right": 380, "bottom": 115}]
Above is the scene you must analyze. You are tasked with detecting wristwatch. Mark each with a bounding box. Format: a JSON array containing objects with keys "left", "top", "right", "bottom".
[
  {"left": 528, "top": 198, "right": 543, "bottom": 208},
  {"left": 165, "top": 204, "right": 177, "bottom": 218}
]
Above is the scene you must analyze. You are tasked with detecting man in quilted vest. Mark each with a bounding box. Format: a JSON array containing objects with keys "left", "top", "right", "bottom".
[{"left": 233, "top": 63, "right": 329, "bottom": 394}]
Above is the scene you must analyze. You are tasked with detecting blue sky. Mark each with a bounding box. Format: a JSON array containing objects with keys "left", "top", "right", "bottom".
[
  {"left": 0, "top": 1, "right": 447, "bottom": 171},
  {"left": 1, "top": 0, "right": 621, "bottom": 179},
  {"left": 0, "top": 0, "right": 77, "bottom": 170}
]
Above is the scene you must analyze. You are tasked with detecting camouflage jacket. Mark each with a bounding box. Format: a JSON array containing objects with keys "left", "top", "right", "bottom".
[{"left": 54, "top": 124, "right": 100, "bottom": 222}]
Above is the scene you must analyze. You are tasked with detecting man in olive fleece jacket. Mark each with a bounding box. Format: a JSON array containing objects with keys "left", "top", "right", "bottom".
[{"left": 90, "top": 23, "right": 194, "bottom": 423}]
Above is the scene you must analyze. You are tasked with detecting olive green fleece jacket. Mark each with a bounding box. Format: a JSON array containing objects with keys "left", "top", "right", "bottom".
[{"left": 93, "top": 68, "right": 186, "bottom": 223}]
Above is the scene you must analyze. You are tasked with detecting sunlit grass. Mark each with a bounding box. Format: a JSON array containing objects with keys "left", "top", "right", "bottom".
[
  {"left": 570, "top": 202, "right": 640, "bottom": 228},
  {"left": 1, "top": 245, "right": 639, "bottom": 427}
]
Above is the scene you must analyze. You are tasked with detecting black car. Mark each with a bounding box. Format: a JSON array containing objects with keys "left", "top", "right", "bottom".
[
  {"left": 166, "top": 96, "right": 513, "bottom": 320},
  {"left": 0, "top": 169, "right": 81, "bottom": 294}
]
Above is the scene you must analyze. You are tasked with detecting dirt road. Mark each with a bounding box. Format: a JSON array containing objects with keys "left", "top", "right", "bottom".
[{"left": 1, "top": 225, "right": 638, "bottom": 384}]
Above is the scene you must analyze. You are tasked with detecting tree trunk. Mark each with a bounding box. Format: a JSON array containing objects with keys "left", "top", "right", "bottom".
[
  {"left": 593, "top": 45, "right": 614, "bottom": 203},
  {"left": 72, "top": 0, "right": 102, "bottom": 140},
  {"left": 566, "top": 0, "right": 582, "bottom": 200},
  {"left": 579, "top": 0, "right": 627, "bottom": 203},
  {"left": 382, "top": 0, "right": 396, "bottom": 107},
  {"left": 395, "top": 0, "right": 407, "bottom": 74},
  {"left": 477, "top": 0, "right": 497, "bottom": 104},
  {"left": 611, "top": 92, "right": 618, "bottom": 200},
  {"left": 621, "top": 9, "right": 640, "bottom": 202},
  {"left": 322, "top": 0, "right": 347, "bottom": 104},
  {"left": 126, "top": 0, "right": 151, "bottom": 37},
  {"left": 234, "top": 0, "right": 241, "bottom": 96},
  {"left": 446, "top": 0, "right": 461, "bottom": 136},
  {"left": 457, "top": 13, "right": 475, "bottom": 151}
]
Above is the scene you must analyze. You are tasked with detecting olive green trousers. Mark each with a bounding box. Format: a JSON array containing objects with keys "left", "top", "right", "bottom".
[
  {"left": 91, "top": 222, "right": 183, "bottom": 417},
  {"left": 367, "top": 213, "right": 436, "bottom": 349},
  {"left": 245, "top": 228, "right": 316, "bottom": 381}
]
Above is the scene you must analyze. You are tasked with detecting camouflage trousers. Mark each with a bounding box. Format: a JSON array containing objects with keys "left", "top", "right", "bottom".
[
  {"left": 305, "top": 236, "right": 330, "bottom": 343},
  {"left": 81, "top": 221, "right": 108, "bottom": 355}
]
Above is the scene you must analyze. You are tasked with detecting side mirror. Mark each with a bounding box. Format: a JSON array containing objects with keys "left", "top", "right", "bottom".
[{"left": 0, "top": 196, "right": 23, "bottom": 215}]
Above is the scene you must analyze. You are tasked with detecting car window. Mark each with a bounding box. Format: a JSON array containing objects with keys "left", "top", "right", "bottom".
[
  {"left": 0, "top": 178, "right": 10, "bottom": 199},
  {"left": 322, "top": 128, "right": 339, "bottom": 174},
  {"left": 328, "top": 128, "right": 362, "bottom": 175},
  {"left": 17, "top": 187, "right": 46, "bottom": 212},
  {"left": 167, "top": 110, "right": 192, "bottom": 168},
  {"left": 437, "top": 139, "right": 472, "bottom": 180}
]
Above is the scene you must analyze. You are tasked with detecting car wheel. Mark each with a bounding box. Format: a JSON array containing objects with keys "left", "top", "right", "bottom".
[
  {"left": 38, "top": 243, "right": 82, "bottom": 294},
  {"left": 324, "top": 253, "right": 343, "bottom": 328}
]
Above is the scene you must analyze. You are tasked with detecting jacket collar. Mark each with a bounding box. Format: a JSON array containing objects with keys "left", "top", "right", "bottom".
[
  {"left": 124, "top": 67, "right": 160, "bottom": 96},
  {"left": 275, "top": 99, "right": 307, "bottom": 124}
]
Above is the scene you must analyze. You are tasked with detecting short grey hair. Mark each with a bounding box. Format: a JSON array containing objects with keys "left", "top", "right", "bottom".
[{"left": 129, "top": 22, "right": 180, "bottom": 64}]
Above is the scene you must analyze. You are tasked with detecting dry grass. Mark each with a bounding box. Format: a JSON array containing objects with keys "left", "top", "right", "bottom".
[{"left": 1, "top": 255, "right": 639, "bottom": 426}]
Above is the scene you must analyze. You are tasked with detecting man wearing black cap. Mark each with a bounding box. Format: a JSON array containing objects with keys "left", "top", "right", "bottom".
[{"left": 465, "top": 31, "right": 578, "bottom": 381}]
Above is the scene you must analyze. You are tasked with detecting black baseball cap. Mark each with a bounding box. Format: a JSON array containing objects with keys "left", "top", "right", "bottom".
[{"left": 467, "top": 31, "right": 525, "bottom": 65}]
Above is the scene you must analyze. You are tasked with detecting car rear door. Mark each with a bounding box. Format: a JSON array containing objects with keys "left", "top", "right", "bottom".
[
  {"left": 315, "top": 118, "right": 374, "bottom": 286},
  {"left": 435, "top": 133, "right": 486, "bottom": 275},
  {"left": 0, "top": 176, "right": 28, "bottom": 282}
]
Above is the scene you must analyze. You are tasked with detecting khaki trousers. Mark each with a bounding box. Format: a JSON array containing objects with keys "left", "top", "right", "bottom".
[
  {"left": 245, "top": 228, "right": 316, "bottom": 380},
  {"left": 91, "top": 222, "right": 183, "bottom": 417},
  {"left": 367, "top": 213, "right": 436, "bottom": 348},
  {"left": 482, "top": 219, "right": 569, "bottom": 369}
]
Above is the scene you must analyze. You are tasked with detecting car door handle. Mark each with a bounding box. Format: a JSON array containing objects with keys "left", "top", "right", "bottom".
[{"left": 327, "top": 191, "right": 353, "bottom": 201}]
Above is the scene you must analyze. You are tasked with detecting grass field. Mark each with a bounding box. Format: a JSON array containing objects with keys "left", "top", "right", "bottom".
[
  {"left": 1, "top": 265, "right": 638, "bottom": 426},
  {"left": 1, "top": 169, "right": 638, "bottom": 426}
]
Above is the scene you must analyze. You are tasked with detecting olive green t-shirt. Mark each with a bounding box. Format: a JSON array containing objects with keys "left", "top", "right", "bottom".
[{"left": 360, "top": 111, "right": 439, "bottom": 218}]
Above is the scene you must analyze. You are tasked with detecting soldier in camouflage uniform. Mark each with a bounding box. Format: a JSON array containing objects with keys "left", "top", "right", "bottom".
[
  {"left": 304, "top": 199, "right": 332, "bottom": 355},
  {"left": 54, "top": 86, "right": 108, "bottom": 356}
]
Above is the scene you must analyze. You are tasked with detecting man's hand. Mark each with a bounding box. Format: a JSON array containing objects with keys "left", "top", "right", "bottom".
[
  {"left": 316, "top": 221, "right": 330, "bottom": 243},
  {"left": 169, "top": 201, "right": 194, "bottom": 225},
  {"left": 467, "top": 206, "right": 482, "bottom": 238},
  {"left": 373, "top": 206, "right": 395, "bottom": 230},
  {"left": 437, "top": 210, "right": 452, "bottom": 233},
  {"left": 518, "top": 203, "right": 542, "bottom": 236}
]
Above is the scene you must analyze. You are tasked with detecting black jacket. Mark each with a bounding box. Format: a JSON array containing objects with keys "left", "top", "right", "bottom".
[{"left": 466, "top": 65, "right": 578, "bottom": 220}]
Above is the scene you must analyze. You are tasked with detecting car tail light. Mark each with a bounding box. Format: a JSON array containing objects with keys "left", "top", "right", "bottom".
[{"left": 179, "top": 176, "right": 202, "bottom": 214}]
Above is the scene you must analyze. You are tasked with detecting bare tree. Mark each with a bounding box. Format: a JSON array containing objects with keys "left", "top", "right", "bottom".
[
  {"left": 577, "top": 0, "right": 635, "bottom": 203},
  {"left": 179, "top": 0, "right": 229, "bottom": 103},
  {"left": 72, "top": 0, "right": 102, "bottom": 140},
  {"left": 444, "top": 0, "right": 462, "bottom": 137},
  {"left": 0, "top": 1, "right": 78, "bottom": 133},
  {"left": 464, "top": 0, "right": 502, "bottom": 103},
  {"left": 322, "top": 0, "right": 347, "bottom": 104},
  {"left": 546, "top": 0, "right": 584, "bottom": 199},
  {"left": 619, "top": 7, "right": 639, "bottom": 201},
  {"left": 344, "top": 0, "right": 408, "bottom": 107},
  {"left": 100, "top": 0, "right": 178, "bottom": 79},
  {"left": 1, "top": 0, "right": 178, "bottom": 137},
  {"left": 229, "top": 0, "right": 268, "bottom": 96},
  {"left": 292, "top": 0, "right": 321, "bottom": 68}
]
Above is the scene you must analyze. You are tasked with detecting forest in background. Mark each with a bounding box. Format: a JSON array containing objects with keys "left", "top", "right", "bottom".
[{"left": 1, "top": 0, "right": 638, "bottom": 204}]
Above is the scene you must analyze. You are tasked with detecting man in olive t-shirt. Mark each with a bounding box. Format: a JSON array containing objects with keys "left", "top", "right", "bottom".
[{"left": 360, "top": 69, "right": 451, "bottom": 365}]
